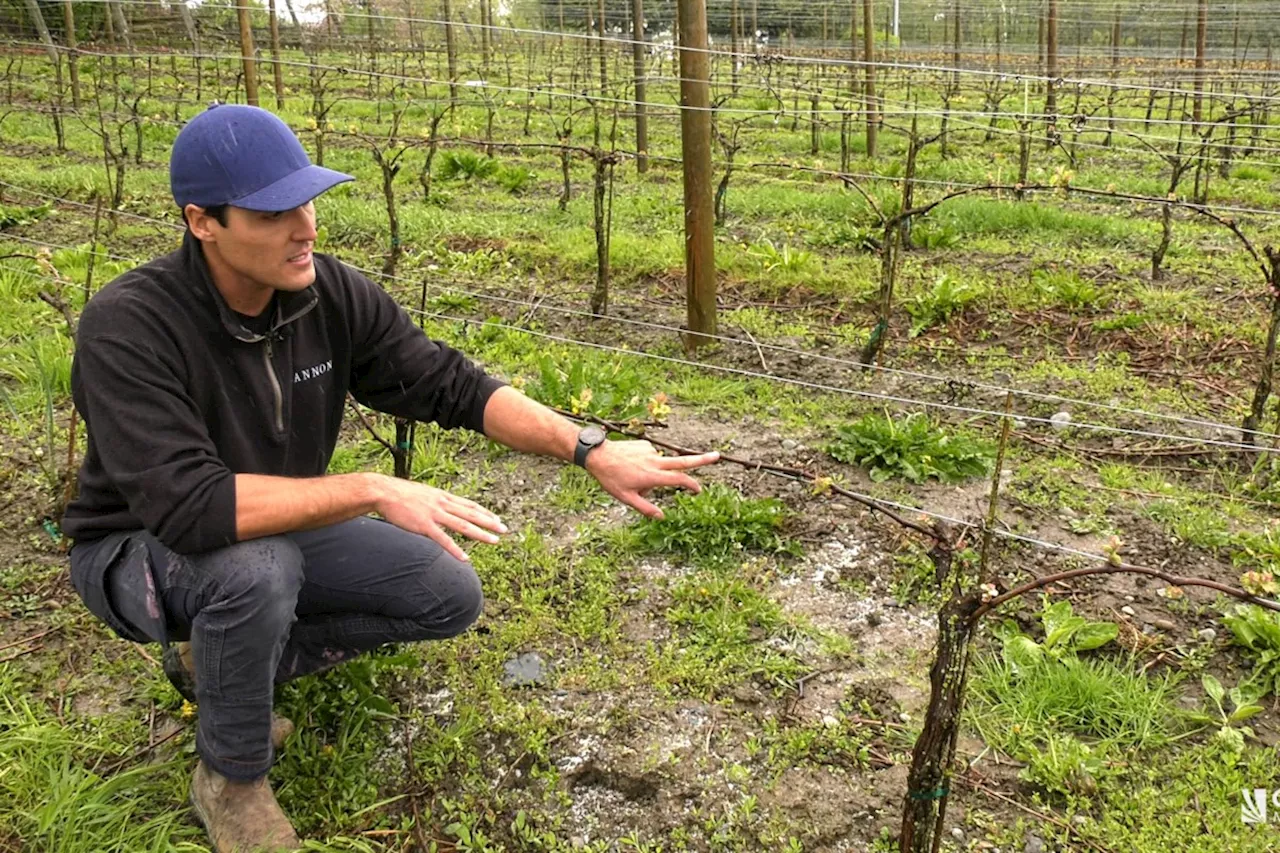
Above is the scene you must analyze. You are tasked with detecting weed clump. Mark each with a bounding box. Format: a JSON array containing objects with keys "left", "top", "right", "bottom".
[
  {"left": 437, "top": 149, "right": 499, "bottom": 181},
  {"left": 905, "top": 273, "right": 984, "bottom": 337},
  {"left": 829, "top": 412, "right": 994, "bottom": 484},
  {"left": 1222, "top": 604, "right": 1280, "bottom": 697},
  {"left": 525, "top": 354, "right": 651, "bottom": 422},
  {"left": 1033, "top": 268, "right": 1108, "bottom": 311},
  {"left": 628, "top": 483, "right": 799, "bottom": 566}
]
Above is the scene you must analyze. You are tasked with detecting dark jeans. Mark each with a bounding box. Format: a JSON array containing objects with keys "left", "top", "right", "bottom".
[{"left": 69, "top": 517, "right": 483, "bottom": 781}]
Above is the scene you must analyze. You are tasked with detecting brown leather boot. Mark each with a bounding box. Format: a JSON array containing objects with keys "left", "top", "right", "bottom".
[
  {"left": 164, "top": 641, "right": 295, "bottom": 750},
  {"left": 190, "top": 760, "right": 300, "bottom": 853}
]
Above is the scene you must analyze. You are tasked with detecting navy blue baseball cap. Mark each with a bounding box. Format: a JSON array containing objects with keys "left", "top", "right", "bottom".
[{"left": 170, "top": 103, "right": 353, "bottom": 212}]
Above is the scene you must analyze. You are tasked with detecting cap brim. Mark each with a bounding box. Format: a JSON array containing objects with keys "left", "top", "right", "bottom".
[{"left": 231, "top": 165, "right": 355, "bottom": 212}]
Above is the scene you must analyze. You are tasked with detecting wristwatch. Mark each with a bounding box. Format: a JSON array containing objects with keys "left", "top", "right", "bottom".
[{"left": 574, "top": 426, "right": 607, "bottom": 468}]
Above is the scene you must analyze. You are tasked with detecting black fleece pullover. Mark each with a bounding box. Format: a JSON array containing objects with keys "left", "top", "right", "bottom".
[{"left": 62, "top": 231, "right": 504, "bottom": 554}]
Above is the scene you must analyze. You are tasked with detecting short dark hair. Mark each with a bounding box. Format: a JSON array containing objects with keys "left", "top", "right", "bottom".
[
  {"left": 181, "top": 203, "right": 229, "bottom": 230},
  {"left": 204, "top": 204, "right": 230, "bottom": 226}
]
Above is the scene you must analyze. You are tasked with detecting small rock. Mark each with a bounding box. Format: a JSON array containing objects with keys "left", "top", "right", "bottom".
[
  {"left": 502, "top": 652, "right": 549, "bottom": 687},
  {"left": 822, "top": 714, "right": 840, "bottom": 727},
  {"left": 781, "top": 438, "right": 799, "bottom": 450},
  {"left": 1050, "top": 411, "right": 1072, "bottom": 431},
  {"left": 1124, "top": 595, "right": 1135, "bottom": 602},
  {"left": 1197, "top": 628, "right": 1217, "bottom": 642},
  {"left": 1120, "top": 605, "right": 1136, "bottom": 617},
  {"left": 831, "top": 503, "right": 848, "bottom": 512},
  {"left": 1152, "top": 618, "right": 1176, "bottom": 631},
  {"left": 1013, "top": 418, "right": 1028, "bottom": 430},
  {"left": 951, "top": 827, "right": 965, "bottom": 842},
  {"left": 1141, "top": 624, "right": 1156, "bottom": 635},
  {"left": 899, "top": 711, "right": 912, "bottom": 723},
  {"left": 1024, "top": 835, "right": 1046, "bottom": 853},
  {"left": 1071, "top": 814, "right": 1089, "bottom": 828}
]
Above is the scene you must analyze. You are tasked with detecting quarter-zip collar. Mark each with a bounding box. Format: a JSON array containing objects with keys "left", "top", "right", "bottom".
[{"left": 180, "top": 230, "right": 318, "bottom": 343}]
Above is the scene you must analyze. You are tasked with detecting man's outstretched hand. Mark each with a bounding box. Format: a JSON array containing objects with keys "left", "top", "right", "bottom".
[
  {"left": 374, "top": 478, "right": 508, "bottom": 562},
  {"left": 585, "top": 439, "right": 721, "bottom": 519}
]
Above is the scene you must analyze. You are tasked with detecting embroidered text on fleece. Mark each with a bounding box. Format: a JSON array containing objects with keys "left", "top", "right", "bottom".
[{"left": 62, "top": 231, "right": 505, "bottom": 554}]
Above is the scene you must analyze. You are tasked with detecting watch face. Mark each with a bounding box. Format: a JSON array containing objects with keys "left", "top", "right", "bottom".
[{"left": 582, "top": 425, "right": 607, "bottom": 446}]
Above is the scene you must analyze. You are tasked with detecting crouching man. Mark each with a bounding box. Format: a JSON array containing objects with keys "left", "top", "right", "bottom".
[{"left": 62, "top": 104, "right": 718, "bottom": 852}]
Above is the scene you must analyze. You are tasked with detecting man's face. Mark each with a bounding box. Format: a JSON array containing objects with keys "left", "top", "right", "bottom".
[{"left": 186, "top": 201, "right": 319, "bottom": 294}]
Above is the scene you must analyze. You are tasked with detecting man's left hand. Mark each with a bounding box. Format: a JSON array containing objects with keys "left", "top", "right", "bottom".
[{"left": 585, "top": 439, "right": 721, "bottom": 519}]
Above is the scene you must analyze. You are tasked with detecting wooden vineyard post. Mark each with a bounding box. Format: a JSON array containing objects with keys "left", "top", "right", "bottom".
[
  {"left": 730, "top": 0, "right": 739, "bottom": 94},
  {"left": 176, "top": 0, "right": 201, "bottom": 101},
  {"left": 442, "top": 0, "right": 458, "bottom": 103},
  {"left": 951, "top": 0, "right": 959, "bottom": 73},
  {"left": 269, "top": 0, "right": 285, "bottom": 109},
  {"left": 366, "top": 0, "right": 379, "bottom": 102},
  {"left": 994, "top": 1, "right": 1002, "bottom": 71},
  {"left": 1037, "top": 5, "right": 1044, "bottom": 85},
  {"left": 1193, "top": 0, "right": 1207, "bottom": 128},
  {"left": 678, "top": 0, "right": 716, "bottom": 350},
  {"left": 238, "top": 0, "right": 260, "bottom": 106},
  {"left": 849, "top": 0, "right": 859, "bottom": 97},
  {"left": 863, "top": 0, "right": 876, "bottom": 157},
  {"left": 633, "top": 0, "right": 649, "bottom": 173},
  {"left": 1045, "top": 0, "right": 1057, "bottom": 143},
  {"left": 20, "top": 0, "right": 64, "bottom": 149},
  {"left": 598, "top": 0, "right": 608, "bottom": 96},
  {"left": 109, "top": 0, "right": 133, "bottom": 54},
  {"left": 482, "top": 0, "right": 492, "bottom": 75},
  {"left": 62, "top": 0, "right": 79, "bottom": 108},
  {"left": 1105, "top": 2, "right": 1119, "bottom": 145}
]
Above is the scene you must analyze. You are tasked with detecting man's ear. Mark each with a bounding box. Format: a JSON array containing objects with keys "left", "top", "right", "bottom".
[{"left": 184, "top": 204, "right": 219, "bottom": 241}]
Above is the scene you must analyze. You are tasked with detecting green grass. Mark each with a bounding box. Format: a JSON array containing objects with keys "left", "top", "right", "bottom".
[
  {"left": 1231, "top": 164, "right": 1274, "bottom": 182},
  {"left": 967, "top": 648, "right": 1187, "bottom": 768},
  {"left": 0, "top": 665, "right": 205, "bottom": 851},
  {"left": 931, "top": 197, "right": 1149, "bottom": 246}
]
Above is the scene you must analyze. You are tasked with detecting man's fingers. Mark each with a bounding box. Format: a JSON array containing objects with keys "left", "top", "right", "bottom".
[
  {"left": 423, "top": 521, "right": 470, "bottom": 562},
  {"left": 662, "top": 472, "right": 702, "bottom": 493},
  {"left": 657, "top": 451, "right": 721, "bottom": 470},
  {"left": 622, "top": 492, "right": 664, "bottom": 519},
  {"left": 438, "top": 513, "right": 504, "bottom": 545},
  {"left": 449, "top": 502, "right": 509, "bottom": 534},
  {"left": 444, "top": 494, "right": 505, "bottom": 529}
]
